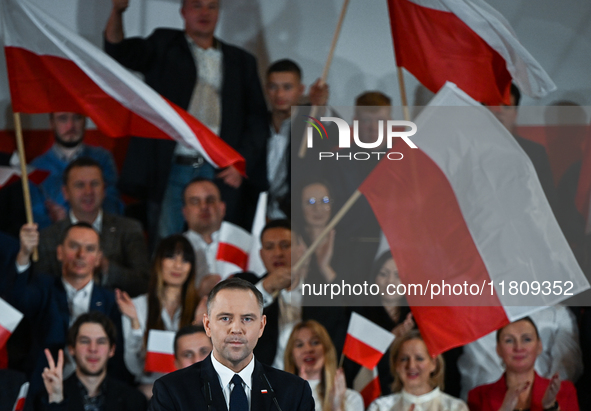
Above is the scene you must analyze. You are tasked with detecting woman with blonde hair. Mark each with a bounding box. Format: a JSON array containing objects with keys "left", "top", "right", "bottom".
[
  {"left": 285, "top": 320, "right": 363, "bottom": 411},
  {"left": 368, "top": 329, "right": 468, "bottom": 410},
  {"left": 116, "top": 234, "right": 199, "bottom": 398}
]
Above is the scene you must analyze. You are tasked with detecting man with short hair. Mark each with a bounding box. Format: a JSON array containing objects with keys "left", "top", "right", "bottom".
[
  {"left": 174, "top": 325, "right": 212, "bottom": 370},
  {"left": 182, "top": 177, "right": 250, "bottom": 282},
  {"left": 37, "top": 312, "right": 146, "bottom": 410},
  {"left": 30, "top": 112, "right": 121, "bottom": 229},
  {"left": 105, "top": 0, "right": 269, "bottom": 242},
  {"left": 35, "top": 157, "right": 150, "bottom": 296},
  {"left": 265, "top": 59, "right": 330, "bottom": 219},
  {"left": 149, "top": 278, "right": 314, "bottom": 411},
  {"left": 9, "top": 222, "right": 125, "bottom": 401}
]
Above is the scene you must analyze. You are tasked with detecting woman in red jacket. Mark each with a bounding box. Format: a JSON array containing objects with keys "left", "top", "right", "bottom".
[{"left": 468, "top": 317, "right": 579, "bottom": 411}]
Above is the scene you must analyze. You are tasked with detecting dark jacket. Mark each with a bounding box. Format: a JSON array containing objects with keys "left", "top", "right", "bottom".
[{"left": 149, "top": 354, "right": 314, "bottom": 411}]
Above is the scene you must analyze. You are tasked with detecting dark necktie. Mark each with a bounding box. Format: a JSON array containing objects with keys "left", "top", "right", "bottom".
[{"left": 230, "top": 374, "right": 248, "bottom": 411}]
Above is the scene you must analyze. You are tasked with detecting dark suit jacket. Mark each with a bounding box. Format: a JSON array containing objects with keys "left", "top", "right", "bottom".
[
  {"left": 35, "top": 374, "right": 147, "bottom": 411},
  {"left": 6, "top": 269, "right": 127, "bottom": 401},
  {"left": 149, "top": 354, "right": 314, "bottom": 411},
  {"left": 35, "top": 213, "right": 150, "bottom": 296},
  {"left": 104, "top": 29, "right": 269, "bottom": 204}
]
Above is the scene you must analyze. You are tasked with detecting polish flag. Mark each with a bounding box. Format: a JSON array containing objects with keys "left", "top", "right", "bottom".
[
  {"left": 12, "top": 382, "right": 29, "bottom": 411},
  {"left": 0, "top": 298, "right": 24, "bottom": 349},
  {"left": 353, "top": 367, "right": 381, "bottom": 408},
  {"left": 359, "top": 83, "right": 589, "bottom": 356},
  {"left": 388, "top": 0, "right": 555, "bottom": 105},
  {"left": 216, "top": 222, "right": 253, "bottom": 279},
  {"left": 0, "top": 166, "right": 49, "bottom": 189},
  {"left": 0, "top": 0, "right": 245, "bottom": 175},
  {"left": 342, "top": 313, "right": 395, "bottom": 369},
  {"left": 144, "top": 330, "right": 176, "bottom": 374}
]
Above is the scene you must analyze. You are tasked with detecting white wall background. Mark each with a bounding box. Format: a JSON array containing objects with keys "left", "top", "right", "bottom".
[{"left": 0, "top": 0, "right": 589, "bottom": 131}]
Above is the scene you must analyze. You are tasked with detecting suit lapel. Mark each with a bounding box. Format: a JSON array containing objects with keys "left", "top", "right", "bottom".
[
  {"left": 202, "top": 355, "right": 230, "bottom": 411},
  {"left": 251, "top": 360, "right": 275, "bottom": 411}
]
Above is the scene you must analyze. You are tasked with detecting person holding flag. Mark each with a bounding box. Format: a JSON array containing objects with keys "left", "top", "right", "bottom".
[
  {"left": 367, "top": 329, "right": 468, "bottom": 411},
  {"left": 104, "top": 0, "right": 269, "bottom": 242},
  {"left": 284, "top": 320, "right": 363, "bottom": 411}
]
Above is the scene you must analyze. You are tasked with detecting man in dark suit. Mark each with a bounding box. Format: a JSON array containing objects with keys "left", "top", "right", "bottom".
[
  {"left": 8, "top": 222, "right": 127, "bottom": 403},
  {"left": 149, "top": 277, "right": 314, "bottom": 411},
  {"left": 104, "top": 0, "right": 269, "bottom": 243},
  {"left": 35, "top": 157, "right": 150, "bottom": 297},
  {"left": 36, "top": 312, "right": 146, "bottom": 411}
]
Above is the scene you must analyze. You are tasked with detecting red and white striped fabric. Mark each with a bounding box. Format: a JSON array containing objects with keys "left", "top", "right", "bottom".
[
  {"left": 388, "top": 0, "right": 555, "bottom": 105},
  {"left": 0, "top": 298, "right": 24, "bottom": 350},
  {"left": 0, "top": 0, "right": 245, "bottom": 175},
  {"left": 144, "top": 330, "right": 176, "bottom": 374},
  {"left": 12, "top": 382, "right": 29, "bottom": 411},
  {"left": 0, "top": 166, "right": 49, "bottom": 189},
  {"left": 359, "top": 83, "right": 589, "bottom": 356},
  {"left": 247, "top": 192, "right": 268, "bottom": 277},
  {"left": 216, "top": 221, "right": 253, "bottom": 279},
  {"left": 342, "top": 313, "right": 395, "bottom": 369},
  {"left": 353, "top": 366, "right": 381, "bottom": 408}
]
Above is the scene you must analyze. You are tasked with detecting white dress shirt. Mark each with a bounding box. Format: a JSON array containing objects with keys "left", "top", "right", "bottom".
[
  {"left": 211, "top": 353, "right": 255, "bottom": 410},
  {"left": 368, "top": 388, "right": 468, "bottom": 411},
  {"left": 121, "top": 294, "right": 181, "bottom": 384},
  {"left": 69, "top": 209, "right": 103, "bottom": 233},
  {"left": 184, "top": 228, "right": 220, "bottom": 282},
  {"left": 307, "top": 379, "right": 364, "bottom": 411}
]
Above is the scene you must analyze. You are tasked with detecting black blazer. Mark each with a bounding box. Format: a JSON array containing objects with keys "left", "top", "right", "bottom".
[
  {"left": 104, "top": 29, "right": 269, "bottom": 203},
  {"left": 35, "top": 374, "right": 147, "bottom": 411},
  {"left": 149, "top": 354, "right": 314, "bottom": 411}
]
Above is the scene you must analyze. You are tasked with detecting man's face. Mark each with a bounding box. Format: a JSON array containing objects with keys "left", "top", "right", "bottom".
[
  {"left": 355, "top": 107, "right": 391, "bottom": 146},
  {"left": 266, "top": 72, "right": 304, "bottom": 113},
  {"left": 182, "top": 181, "right": 225, "bottom": 235},
  {"left": 181, "top": 0, "right": 219, "bottom": 40},
  {"left": 69, "top": 322, "right": 114, "bottom": 377},
  {"left": 203, "top": 289, "right": 266, "bottom": 372},
  {"left": 491, "top": 94, "right": 518, "bottom": 133},
  {"left": 57, "top": 226, "right": 102, "bottom": 282},
  {"left": 50, "top": 112, "right": 86, "bottom": 149},
  {"left": 62, "top": 166, "right": 105, "bottom": 217},
  {"left": 260, "top": 227, "right": 291, "bottom": 272},
  {"left": 174, "top": 332, "right": 213, "bottom": 369}
]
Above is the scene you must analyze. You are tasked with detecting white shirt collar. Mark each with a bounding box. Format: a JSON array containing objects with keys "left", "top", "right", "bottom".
[
  {"left": 69, "top": 209, "right": 103, "bottom": 233},
  {"left": 401, "top": 387, "right": 441, "bottom": 403},
  {"left": 62, "top": 278, "right": 94, "bottom": 300},
  {"left": 211, "top": 352, "right": 255, "bottom": 392}
]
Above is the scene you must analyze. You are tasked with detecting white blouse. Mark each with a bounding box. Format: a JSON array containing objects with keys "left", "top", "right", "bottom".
[
  {"left": 367, "top": 388, "right": 468, "bottom": 411},
  {"left": 307, "top": 379, "right": 364, "bottom": 411},
  {"left": 121, "top": 294, "right": 181, "bottom": 384}
]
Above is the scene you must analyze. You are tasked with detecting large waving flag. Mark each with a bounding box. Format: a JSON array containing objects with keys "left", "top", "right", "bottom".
[
  {"left": 359, "top": 83, "right": 589, "bottom": 356},
  {"left": 388, "top": 0, "right": 556, "bottom": 105},
  {"left": 0, "top": 0, "right": 245, "bottom": 175}
]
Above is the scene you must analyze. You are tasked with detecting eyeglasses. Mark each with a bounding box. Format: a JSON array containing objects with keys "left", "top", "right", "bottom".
[{"left": 305, "top": 196, "right": 331, "bottom": 206}]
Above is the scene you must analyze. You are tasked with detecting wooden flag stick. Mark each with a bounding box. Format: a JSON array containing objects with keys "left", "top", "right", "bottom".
[
  {"left": 396, "top": 66, "right": 411, "bottom": 122},
  {"left": 14, "top": 112, "right": 38, "bottom": 261},
  {"left": 298, "top": 0, "right": 351, "bottom": 159},
  {"left": 293, "top": 189, "right": 361, "bottom": 272}
]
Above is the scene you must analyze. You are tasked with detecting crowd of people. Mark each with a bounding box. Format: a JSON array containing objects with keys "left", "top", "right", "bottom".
[{"left": 0, "top": 0, "right": 589, "bottom": 410}]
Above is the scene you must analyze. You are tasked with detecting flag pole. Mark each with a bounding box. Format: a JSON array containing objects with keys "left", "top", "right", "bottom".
[
  {"left": 14, "top": 112, "right": 38, "bottom": 261},
  {"left": 298, "top": 0, "right": 351, "bottom": 159},
  {"left": 396, "top": 66, "right": 410, "bottom": 122},
  {"left": 292, "top": 189, "right": 361, "bottom": 272}
]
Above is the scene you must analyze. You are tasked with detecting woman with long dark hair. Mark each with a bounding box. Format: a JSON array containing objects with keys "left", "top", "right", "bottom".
[{"left": 116, "top": 235, "right": 199, "bottom": 398}]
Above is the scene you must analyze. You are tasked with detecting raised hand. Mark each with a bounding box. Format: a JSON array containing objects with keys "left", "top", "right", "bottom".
[
  {"left": 112, "top": 0, "right": 129, "bottom": 13},
  {"left": 309, "top": 79, "right": 329, "bottom": 107},
  {"left": 42, "top": 349, "right": 64, "bottom": 403},
  {"left": 499, "top": 381, "right": 530, "bottom": 411},
  {"left": 115, "top": 289, "right": 140, "bottom": 329},
  {"left": 541, "top": 373, "right": 560, "bottom": 409},
  {"left": 216, "top": 166, "right": 243, "bottom": 188},
  {"left": 392, "top": 312, "right": 414, "bottom": 338},
  {"left": 17, "top": 223, "right": 39, "bottom": 266},
  {"left": 315, "top": 229, "right": 336, "bottom": 283},
  {"left": 330, "top": 368, "right": 347, "bottom": 411}
]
